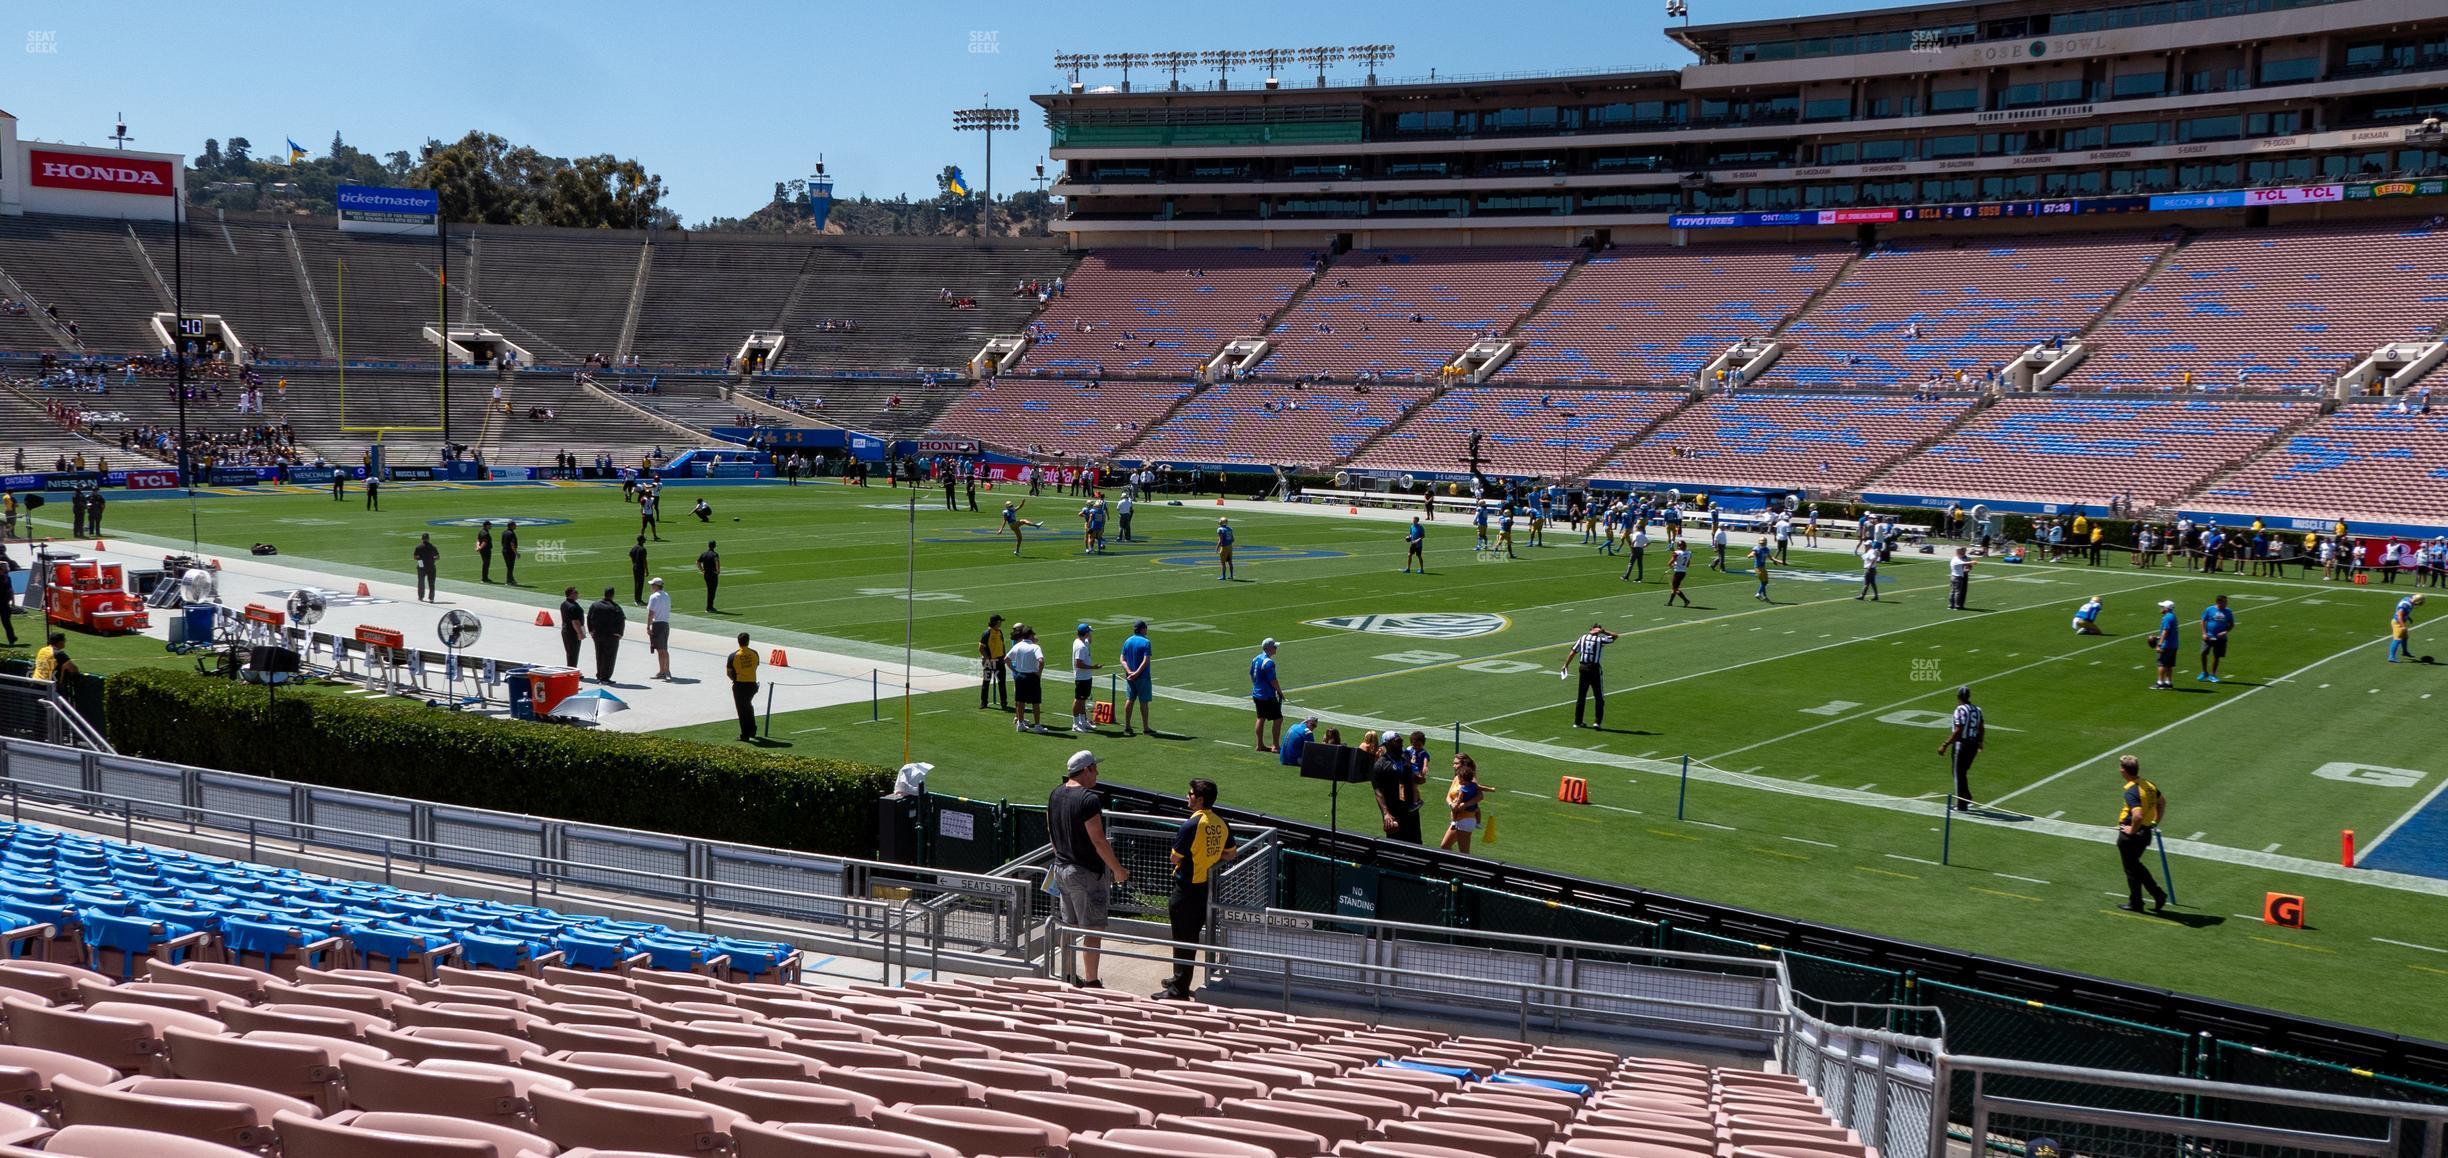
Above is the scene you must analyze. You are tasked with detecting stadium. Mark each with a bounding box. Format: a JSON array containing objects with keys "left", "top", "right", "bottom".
[{"left": 2, "top": 0, "right": 2448, "bottom": 1152}]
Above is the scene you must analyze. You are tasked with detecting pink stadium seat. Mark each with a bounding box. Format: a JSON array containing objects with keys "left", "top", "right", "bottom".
[
  {"left": 367, "top": 1026, "right": 545, "bottom": 1065},
  {"left": 1155, "top": 1110, "right": 1332, "bottom": 1158},
  {"left": 664, "top": 1044, "right": 820, "bottom": 1081},
  {"left": 1381, "top": 1120, "right": 1545, "bottom": 1158},
  {"left": 273, "top": 1108, "right": 556, "bottom": 1158},
  {"left": 340, "top": 1057, "right": 569, "bottom": 1126},
  {"left": 1222, "top": 1096, "right": 1377, "bottom": 1145},
  {"left": 1274, "top": 1084, "right": 1415, "bottom": 1123},
  {"left": 0, "top": 1043, "right": 120, "bottom": 1118},
  {"left": 0, "top": 1106, "right": 44, "bottom": 1146},
  {"left": 731, "top": 1121, "right": 960, "bottom": 1158},
  {"left": 38, "top": 1124, "right": 259, "bottom": 1158},
  {"left": 160, "top": 1025, "right": 373, "bottom": 1112},
  {"left": 523, "top": 1052, "right": 708, "bottom": 1093},
  {"left": 1333, "top": 1141, "right": 1490, "bottom": 1158},
  {"left": 691, "top": 1077, "right": 880, "bottom": 1125},
  {"left": 1555, "top": 1140, "right": 1724, "bottom": 1158},
  {"left": 145, "top": 962, "right": 273, "bottom": 1004},
  {"left": 0, "top": 961, "right": 113, "bottom": 1006},
  {"left": 7, "top": 998, "right": 218, "bottom": 1077},
  {"left": 818, "top": 1066, "right": 983, "bottom": 1108},
  {"left": 53, "top": 1074, "right": 318, "bottom": 1152},
  {"left": 982, "top": 1088, "right": 1153, "bottom": 1134},
  {"left": 218, "top": 1003, "right": 391, "bottom": 1041},
  {"left": 873, "top": 1103, "right": 1072, "bottom": 1156},
  {"left": 530, "top": 1085, "right": 746, "bottom": 1154},
  {"left": 1064, "top": 1076, "right": 1217, "bottom": 1118},
  {"left": 1072, "top": 1127, "right": 1280, "bottom": 1158},
  {"left": 1565, "top": 1125, "right": 1722, "bottom": 1152}
]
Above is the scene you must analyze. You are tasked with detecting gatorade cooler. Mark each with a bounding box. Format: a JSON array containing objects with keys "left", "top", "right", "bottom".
[
  {"left": 529, "top": 667, "right": 582, "bottom": 716},
  {"left": 506, "top": 670, "right": 536, "bottom": 721}
]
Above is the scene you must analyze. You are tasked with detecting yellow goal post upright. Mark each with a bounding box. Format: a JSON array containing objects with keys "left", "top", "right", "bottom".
[{"left": 333, "top": 255, "right": 444, "bottom": 476}]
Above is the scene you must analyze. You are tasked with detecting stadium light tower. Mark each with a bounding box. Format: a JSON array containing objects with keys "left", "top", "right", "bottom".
[
  {"left": 108, "top": 113, "right": 134, "bottom": 150},
  {"left": 1251, "top": 48, "right": 1297, "bottom": 86},
  {"left": 1296, "top": 45, "right": 1346, "bottom": 88},
  {"left": 1102, "top": 51, "right": 1151, "bottom": 92},
  {"left": 1152, "top": 51, "right": 1199, "bottom": 92},
  {"left": 951, "top": 100, "right": 1020, "bottom": 241},
  {"left": 1350, "top": 44, "right": 1397, "bottom": 85},
  {"left": 1052, "top": 51, "right": 1097, "bottom": 88},
  {"left": 1201, "top": 49, "right": 1249, "bottom": 90}
]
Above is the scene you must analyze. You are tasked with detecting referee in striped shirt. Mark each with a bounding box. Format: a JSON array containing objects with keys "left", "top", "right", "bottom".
[{"left": 1562, "top": 623, "right": 1620, "bottom": 729}]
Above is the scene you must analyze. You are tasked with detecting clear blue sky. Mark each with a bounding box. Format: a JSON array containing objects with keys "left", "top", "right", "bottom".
[{"left": 10, "top": 0, "right": 1869, "bottom": 225}]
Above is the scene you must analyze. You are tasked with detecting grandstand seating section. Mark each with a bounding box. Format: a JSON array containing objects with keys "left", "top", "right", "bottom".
[
  {"left": 1263, "top": 249, "right": 1578, "bottom": 379},
  {"left": 770, "top": 240, "right": 1075, "bottom": 375},
  {"left": 0, "top": 816, "right": 1859, "bottom": 1158},
  {"left": 129, "top": 222, "right": 325, "bottom": 364},
  {"left": 1023, "top": 250, "right": 1318, "bottom": 377},
  {"left": 292, "top": 230, "right": 461, "bottom": 366},
  {"left": 1598, "top": 393, "right": 1975, "bottom": 490},
  {"left": 927, "top": 379, "right": 1195, "bottom": 458},
  {"left": 1771, "top": 235, "right": 2169, "bottom": 386},
  {"left": 462, "top": 231, "right": 639, "bottom": 364},
  {"left": 0, "top": 216, "right": 170, "bottom": 355},
  {"left": 1505, "top": 245, "right": 1851, "bottom": 384},
  {"left": 2200, "top": 405, "right": 2448, "bottom": 522},
  {"left": 2076, "top": 221, "right": 2448, "bottom": 393},
  {"left": 1354, "top": 388, "right": 1688, "bottom": 478},
  {"left": 1867, "top": 396, "right": 2316, "bottom": 504},
  {"left": 1135, "top": 383, "right": 1433, "bottom": 468}
]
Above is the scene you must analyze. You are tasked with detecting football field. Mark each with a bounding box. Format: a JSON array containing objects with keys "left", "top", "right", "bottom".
[{"left": 89, "top": 478, "right": 2448, "bottom": 1036}]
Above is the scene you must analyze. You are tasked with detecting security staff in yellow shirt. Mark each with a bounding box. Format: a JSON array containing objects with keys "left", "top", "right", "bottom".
[
  {"left": 1158, "top": 777, "right": 1237, "bottom": 1001},
  {"left": 725, "top": 632, "right": 760, "bottom": 743},
  {"left": 2115, "top": 756, "right": 2168, "bottom": 914}
]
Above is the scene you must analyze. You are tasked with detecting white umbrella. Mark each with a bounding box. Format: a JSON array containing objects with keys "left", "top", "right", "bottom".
[{"left": 545, "top": 687, "right": 629, "bottom": 724}]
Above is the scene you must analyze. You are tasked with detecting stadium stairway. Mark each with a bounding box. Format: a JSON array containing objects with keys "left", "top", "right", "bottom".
[
  {"left": 1258, "top": 247, "right": 1580, "bottom": 381},
  {"left": 1501, "top": 244, "right": 1849, "bottom": 386},
  {"left": 2191, "top": 403, "right": 2448, "bottom": 523},
  {"left": 1022, "top": 249, "right": 1320, "bottom": 379},
  {"left": 125, "top": 219, "right": 324, "bottom": 364},
  {"left": 0, "top": 214, "right": 173, "bottom": 355}
]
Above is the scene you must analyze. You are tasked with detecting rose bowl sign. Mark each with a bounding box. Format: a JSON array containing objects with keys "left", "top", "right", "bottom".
[{"left": 29, "top": 150, "right": 176, "bottom": 197}]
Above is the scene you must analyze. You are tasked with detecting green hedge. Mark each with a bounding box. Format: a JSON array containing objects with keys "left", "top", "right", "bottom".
[{"left": 102, "top": 667, "right": 890, "bottom": 857}]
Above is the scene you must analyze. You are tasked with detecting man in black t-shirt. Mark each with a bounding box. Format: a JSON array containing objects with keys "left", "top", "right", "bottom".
[
  {"left": 558, "top": 586, "right": 586, "bottom": 667},
  {"left": 629, "top": 535, "right": 650, "bottom": 604},
  {"left": 696, "top": 541, "right": 721, "bottom": 613},
  {"left": 412, "top": 534, "right": 440, "bottom": 602},
  {"left": 475, "top": 521, "right": 494, "bottom": 583},
  {"left": 1371, "top": 730, "right": 1423, "bottom": 843},
  {"left": 1048, "top": 750, "right": 1130, "bottom": 988}
]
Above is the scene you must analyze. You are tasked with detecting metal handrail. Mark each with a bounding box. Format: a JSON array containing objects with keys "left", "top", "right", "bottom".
[
  {"left": 1952, "top": 1055, "right": 2448, "bottom": 1120},
  {"left": 1252, "top": 905, "right": 1785, "bottom": 973},
  {"left": 1048, "top": 920, "right": 1787, "bottom": 1044}
]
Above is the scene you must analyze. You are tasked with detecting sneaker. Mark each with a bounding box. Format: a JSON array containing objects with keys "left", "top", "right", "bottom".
[
  {"left": 1152, "top": 983, "right": 1193, "bottom": 1001},
  {"left": 1077, "top": 979, "right": 1104, "bottom": 990},
  {"left": 2206, "top": 674, "right": 2220, "bottom": 683},
  {"left": 2194, "top": 672, "right": 2208, "bottom": 682},
  {"left": 1122, "top": 728, "right": 1136, "bottom": 737},
  {"left": 2118, "top": 902, "right": 2148, "bottom": 913},
  {"left": 1014, "top": 719, "right": 1026, "bottom": 732},
  {"left": 2152, "top": 898, "right": 2169, "bottom": 914}
]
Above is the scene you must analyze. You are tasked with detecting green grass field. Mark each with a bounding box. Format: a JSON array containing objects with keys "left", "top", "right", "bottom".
[{"left": 73, "top": 478, "right": 2448, "bottom": 1038}]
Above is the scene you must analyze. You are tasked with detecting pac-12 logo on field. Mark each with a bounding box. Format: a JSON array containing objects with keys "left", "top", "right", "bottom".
[
  {"left": 426, "top": 517, "right": 575, "bottom": 528},
  {"left": 1305, "top": 613, "right": 1509, "bottom": 640}
]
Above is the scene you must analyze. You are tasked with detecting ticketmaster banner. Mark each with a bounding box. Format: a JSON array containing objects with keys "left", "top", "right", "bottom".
[{"left": 338, "top": 184, "right": 441, "bottom": 236}]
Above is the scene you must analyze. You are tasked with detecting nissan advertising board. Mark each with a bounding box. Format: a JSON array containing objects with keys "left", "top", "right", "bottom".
[{"left": 15, "top": 142, "right": 184, "bottom": 221}]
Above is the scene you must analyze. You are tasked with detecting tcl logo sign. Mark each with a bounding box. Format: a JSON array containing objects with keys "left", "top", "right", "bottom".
[{"left": 28, "top": 150, "right": 176, "bottom": 197}]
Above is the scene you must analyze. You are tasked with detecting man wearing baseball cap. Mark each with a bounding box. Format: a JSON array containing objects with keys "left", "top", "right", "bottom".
[
  {"left": 1049, "top": 750, "right": 1130, "bottom": 988},
  {"left": 1070, "top": 623, "right": 1102, "bottom": 733},
  {"left": 1250, "top": 637, "right": 1283, "bottom": 752},
  {"left": 1371, "top": 728, "right": 1423, "bottom": 843},
  {"left": 2149, "top": 600, "right": 2181, "bottom": 689}
]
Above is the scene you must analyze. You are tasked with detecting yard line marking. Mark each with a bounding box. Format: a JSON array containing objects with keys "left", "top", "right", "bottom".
[
  {"left": 2185, "top": 831, "right": 2206, "bottom": 842},
  {"left": 2263, "top": 842, "right": 2283, "bottom": 853},
  {"left": 1993, "top": 628, "right": 2367, "bottom": 808},
  {"left": 1971, "top": 886, "right": 2041, "bottom": 902},
  {"left": 2374, "top": 938, "right": 2448, "bottom": 954},
  {"left": 1887, "top": 854, "right": 1943, "bottom": 867},
  {"left": 2413, "top": 965, "right": 2448, "bottom": 978},
  {"left": 1785, "top": 836, "right": 1838, "bottom": 848},
  {"left": 919, "top": 709, "right": 948, "bottom": 716},
  {"left": 1689, "top": 820, "right": 1738, "bottom": 831},
  {"left": 1797, "top": 774, "right": 1820, "bottom": 783},
  {"left": 852, "top": 718, "right": 889, "bottom": 725},
  {"left": 788, "top": 726, "right": 830, "bottom": 735},
  {"left": 2234, "top": 914, "right": 2266, "bottom": 921},
  {"left": 2249, "top": 935, "right": 2335, "bottom": 954},
  {"left": 1509, "top": 789, "right": 1550, "bottom": 799},
  {"left": 2046, "top": 811, "right": 2066, "bottom": 820},
  {"left": 1699, "top": 623, "right": 2176, "bottom": 765},
  {"left": 1533, "top": 735, "right": 1562, "bottom": 744},
  {"left": 1992, "top": 872, "right": 2051, "bottom": 885},
  {"left": 2360, "top": 769, "right": 2448, "bottom": 860},
  {"left": 1857, "top": 783, "right": 1879, "bottom": 791},
  {"left": 1595, "top": 804, "right": 1644, "bottom": 815}
]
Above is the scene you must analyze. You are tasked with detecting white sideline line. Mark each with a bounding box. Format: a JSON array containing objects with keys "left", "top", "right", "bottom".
[
  {"left": 2374, "top": 938, "right": 2448, "bottom": 954},
  {"left": 1993, "top": 633, "right": 2373, "bottom": 807},
  {"left": 1596, "top": 804, "right": 1644, "bottom": 815},
  {"left": 1887, "top": 854, "right": 1943, "bottom": 867},
  {"left": 1993, "top": 873, "right": 2051, "bottom": 885},
  {"left": 2359, "top": 769, "right": 2448, "bottom": 859},
  {"left": 1689, "top": 821, "right": 1738, "bottom": 831},
  {"left": 1785, "top": 837, "right": 1838, "bottom": 849}
]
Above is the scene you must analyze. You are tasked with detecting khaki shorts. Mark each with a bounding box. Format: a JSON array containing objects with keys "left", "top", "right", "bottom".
[{"left": 1053, "top": 862, "right": 1112, "bottom": 928}]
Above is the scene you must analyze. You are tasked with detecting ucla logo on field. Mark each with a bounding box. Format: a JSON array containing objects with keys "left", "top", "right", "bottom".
[
  {"left": 426, "top": 517, "right": 575, "bottom": 529},
  {"left": 1770, "top": 568, "right": 1860, "bottom": 584},
  {"left": 1304, "top": 612, "right": 1510, "bottom": 640}
]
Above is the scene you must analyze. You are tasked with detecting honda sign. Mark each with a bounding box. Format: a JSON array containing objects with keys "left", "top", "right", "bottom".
[{"left": 29, "top": 149, "right": 175, "bottom": 197}]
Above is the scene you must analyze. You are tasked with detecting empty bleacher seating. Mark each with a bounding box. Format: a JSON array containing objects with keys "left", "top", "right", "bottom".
[
  {"left": 2076, "top": 220, "right": 2448, "bottom": 393},
  {"left": 1354, "top": 388, "right": 1687, "bottom": 478},
  {"left": 1263, "top": 249, "right": 1579, "bottom": 380},
  {"left": 1772, "top": 235, "right": 2169, "bottom": 386},
  {"left": 0, "top": 816, "right": 1868, "bottom": 1158},
  {"left": 1135, "top": 382, "right": 1432, "bottom": 468},
  {"left": 927, "top": 378, "right": 1195, "bottom": 458},
  {"left": 0, "top": 215, "right": 171, "bottom": 355},
  {"left": 1596, "top": 393, "right": 1974, "bottom": 490},
  {"left": 1867, "top": 395, "right": 2315, "bottom": 505},
  {"left": 1506, "top": 245, "right": 1850, "bottom": 384},
  {"left": 2200, "top": 404, "right": 2448, "bottom": 522},
  {"left": 128, "top": 221, "right": 324, "bottom": 363},
  {"left": 1025, "top": 250, "right": 1318, "bottom": 378}
]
